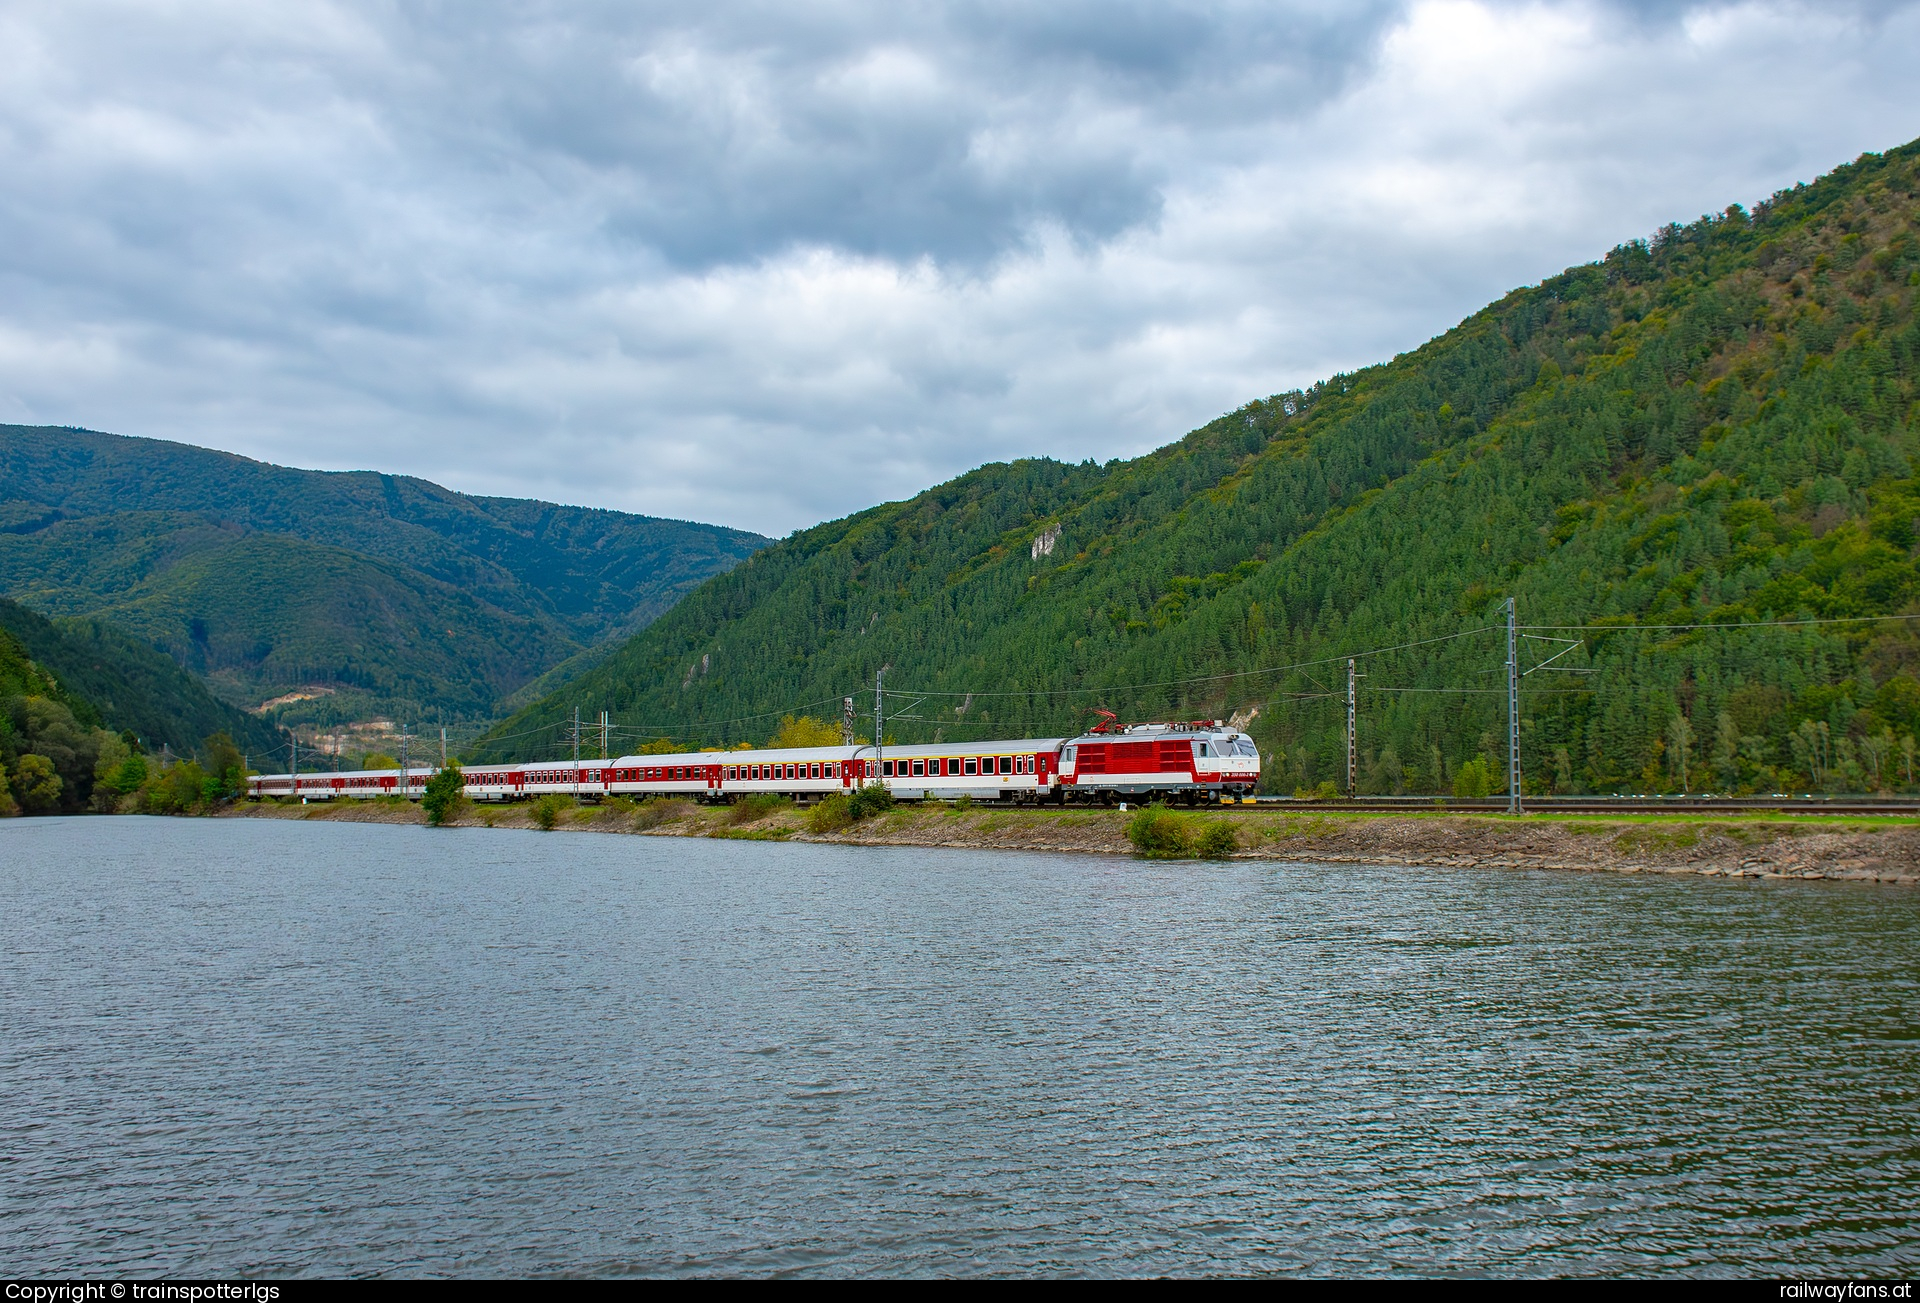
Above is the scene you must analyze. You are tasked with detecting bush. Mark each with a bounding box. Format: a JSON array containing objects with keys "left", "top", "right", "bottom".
[
  {"left": 1126, "top": 803, "right": 1193, "bottom": 858},
  {"left": 1293, "top": 780, "right": 1339, "bottom": 801},
  {"left": 847, "top": 782, "right": 895, "bottom": 820},
  {"left": 728, "top": 792, "right": 791, "bottom": 825},
  {"left": 1196, "top": 821, "right": 1239, "bottom": 858},
  {"left": 631, "top": 798, "right": 694, "bottom": 830},
  {"left": 532, "top": 793, "right": 572, "bottom": 830},
  {"left": 805, "top": 793, "right": 855, "bottom": 833},
  {"left": 422, "top": 764, "right": 467, "bottom": 826}
]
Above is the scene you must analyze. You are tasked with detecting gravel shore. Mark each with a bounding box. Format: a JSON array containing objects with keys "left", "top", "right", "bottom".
[{"left": 223, "top": 799, "right": 1920, "bottom": 886}]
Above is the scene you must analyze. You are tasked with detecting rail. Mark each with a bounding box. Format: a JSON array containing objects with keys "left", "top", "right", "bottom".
[{"left": 1229, "top": 796, "right": 1920, "bottom": 816}]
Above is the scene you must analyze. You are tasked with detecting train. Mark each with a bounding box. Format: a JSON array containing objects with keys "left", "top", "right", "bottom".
[{"left": 248, "top": 718, "right": 1262, "bottom": 806}]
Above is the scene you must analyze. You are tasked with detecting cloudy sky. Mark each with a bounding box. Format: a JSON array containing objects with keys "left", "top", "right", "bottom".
[{"left": 2, "top": 1, "right": 1917, "bottom": 535}]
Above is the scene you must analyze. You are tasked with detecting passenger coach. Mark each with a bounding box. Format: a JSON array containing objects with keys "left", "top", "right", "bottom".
[{"left": 248, "top": 721, "right": 1260, "bottom": 805}]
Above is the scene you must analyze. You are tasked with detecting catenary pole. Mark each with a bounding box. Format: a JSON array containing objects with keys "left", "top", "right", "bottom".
[
  {"left": 1508, "top": 597, "right": 1522, "bottom": 814},
  {"left": 1346, "top": 657, "right": 1357, "bottom": 797},
  {"left": 874, "top": 669, "right": 885, "bottom": 781}
]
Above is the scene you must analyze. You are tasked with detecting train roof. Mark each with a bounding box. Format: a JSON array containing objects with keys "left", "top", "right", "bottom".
[{"left": 611, "top": 737, "right": 1070, "bottom": 766}]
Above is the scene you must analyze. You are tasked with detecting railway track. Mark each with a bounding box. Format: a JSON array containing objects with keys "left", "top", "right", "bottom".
[{"left": 1223, "top": 797, "right": 1920, "bottom": 816}]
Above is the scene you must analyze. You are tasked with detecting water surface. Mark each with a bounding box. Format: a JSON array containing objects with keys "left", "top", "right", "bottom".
[{"left": 2, "top": 817, "right": 1916, "bottom": 1277}]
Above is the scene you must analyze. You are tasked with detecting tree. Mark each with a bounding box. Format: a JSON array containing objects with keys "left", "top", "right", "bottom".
[
  {"left": 1452, "top": 757, "right": 1492, "bottom": 799},
  {"left": 769, "top": 714, "right": 842, "bottom": 749},
  {"left": 422, "top": 763, "right": 466, "bottom": 826},
  {"left": 11, "top": 753, "right": 61, "bottom": 814},
  {"left": 4, "top": 696, "right": 110, "bottom": 812},
  {"left": 1789, "top": 720, "right": 1832, "bottom": 790},
  {"left": 360, "top": 752, "right": 399, "bottom": 770},
  {"left": 143, "top": 760, "right": 211, "bottom": 814},
  {"left": 203, "top": 732, "right": 245, "bottom": 796},
  {"left": 1668, "top": 714, "right": 1694, "bottom": 792},
  {"left": 1713, "top": 711, "right": 1741, "bottom": 790},
  {"left": 1859, "top": 730, "right": 1893, "bottom": 792}
]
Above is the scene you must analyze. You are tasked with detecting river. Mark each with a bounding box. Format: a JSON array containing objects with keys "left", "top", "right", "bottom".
[{"left": 2, "top": 817, "right": 1915, "bottom": 1277}]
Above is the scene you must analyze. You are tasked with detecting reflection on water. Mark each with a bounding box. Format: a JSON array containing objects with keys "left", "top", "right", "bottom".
[{"left": 2, "top": 817, "right": 1916, "bottom": 1277}]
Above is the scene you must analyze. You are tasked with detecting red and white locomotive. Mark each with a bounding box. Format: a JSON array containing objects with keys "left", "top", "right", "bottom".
[{"left": 249, "top": 718, "right": 1260, "bottom": 806}]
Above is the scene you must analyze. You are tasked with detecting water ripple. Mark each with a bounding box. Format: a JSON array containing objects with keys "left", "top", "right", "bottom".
[{"left": 1, "top": 818, "right": 1916, "bottom": 1277}]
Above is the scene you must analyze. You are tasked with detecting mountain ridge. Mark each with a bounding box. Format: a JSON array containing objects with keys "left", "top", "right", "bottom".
[{"left": 0, "top": 427, "right": 770, "bottom": 725}]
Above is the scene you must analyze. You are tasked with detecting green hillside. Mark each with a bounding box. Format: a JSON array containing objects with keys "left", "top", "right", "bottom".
[
  {"left": 475, "top": 139, "right": 1920, "bottom": 797},
  {"left": 0, "top": 429, "right": 768, "bottom": 724},
  {"left": 0, "top": 599, "right": 288, "bottom": 760}
]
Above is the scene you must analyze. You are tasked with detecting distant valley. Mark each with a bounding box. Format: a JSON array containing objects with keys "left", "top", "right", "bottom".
[{"left": 0, "top": 427, "right": 768, "bottom": 744}]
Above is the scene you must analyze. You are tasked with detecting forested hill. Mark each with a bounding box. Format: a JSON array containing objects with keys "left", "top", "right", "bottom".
[
  {"left": 0, "top": 429, "right": 768, "bottom": 725},
  {"left": 0, "top": 599, "right": 287, "bottom": 760},
  {"left": 475, "top": 139, "right": 1920, "bottom": 797}
]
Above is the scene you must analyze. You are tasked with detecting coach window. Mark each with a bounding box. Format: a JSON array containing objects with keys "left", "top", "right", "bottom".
[
  {"left": 882, "top": 760, "right": 894, "bottom": 777},
  {"left": 963, "top": 757, "right": 977, "bottom": 776}
]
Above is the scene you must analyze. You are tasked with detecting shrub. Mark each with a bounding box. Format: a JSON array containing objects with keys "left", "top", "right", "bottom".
[
  {"left": 1196, "top": 821, "right": 1239, "bottom": 858},
  {"left": 1293, "top": 780, "right": 1340, "bottom": 801},
  {"left": 1126, "top": 803, "right": 1193, "bottom": 858},
  {"left": 631, "top": 798, "right": 694, "bottom": 829},
  {"left": 805, "top": 793, "right": 855, "bottom": 833},
  {"left": 728, "top": 792, "right": 791, "bottom": 825},
  {"left": 532, "top": 793, "right": 572, "bottom": 830},
  {"left": 847, "top": 781, "right": 895, "bottom": 820}
]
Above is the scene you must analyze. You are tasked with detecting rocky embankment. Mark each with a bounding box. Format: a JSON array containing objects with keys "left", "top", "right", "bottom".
[{"left": 224, "top": 799, "right": 1920, "bottom": 885}]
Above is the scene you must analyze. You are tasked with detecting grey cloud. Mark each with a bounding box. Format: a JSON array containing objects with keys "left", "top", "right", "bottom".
[
  {"left": 372, "top": 0, "right": 1406, "bottom": 267},
  {"left": 1, "top": 0, "right": 1918, "bottom": 535}
]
